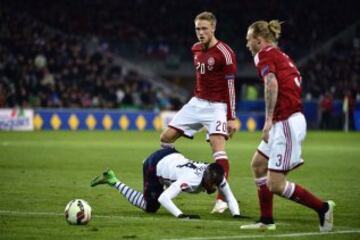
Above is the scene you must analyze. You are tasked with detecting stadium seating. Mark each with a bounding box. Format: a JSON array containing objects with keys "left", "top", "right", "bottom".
[
  {"left": 0, "top": 8, "right": 181, "bottom": 110},
  {"left": 1, "top": 1, "right": 359, "bottom": 117}
]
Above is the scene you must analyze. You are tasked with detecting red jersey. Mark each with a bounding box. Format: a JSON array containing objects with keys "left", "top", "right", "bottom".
[
  {"left": 254, "top": 46, "right": 302, "bottom": 121},
  {"left": 192, "top": 41, "right": 237, "bottom": 120}
]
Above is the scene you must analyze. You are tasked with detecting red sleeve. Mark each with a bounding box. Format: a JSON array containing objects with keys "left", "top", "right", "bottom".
[
  {"left": 225, "top": 52, "right": 237, "bottom": 120},
  {"left": 256, "top": 51, "right": 276, "bottom": 80}
]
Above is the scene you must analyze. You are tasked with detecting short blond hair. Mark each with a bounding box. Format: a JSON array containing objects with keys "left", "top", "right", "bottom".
[
  {"left": 249, "top": 20, "right": 283, "bottom": 43},
  {"left": 194, "top": 11, "right": 217, "bottom": 27}
]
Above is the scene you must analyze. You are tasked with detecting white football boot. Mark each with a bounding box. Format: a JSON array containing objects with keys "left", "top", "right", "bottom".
[
  {"left": 240, "top": 222, "right": 276, "bottom": 230},
  {"left": 211, "top": 199, "right": 228, "bottom": 213},
  {"left": 319, "top": 200, "right": 336, "bottom": 232}
]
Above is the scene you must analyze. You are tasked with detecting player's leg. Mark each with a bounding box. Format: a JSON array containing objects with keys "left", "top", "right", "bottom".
[
  {"left": 142, "top": 177, "right": 163, "bottom": 213},
  {"left": 142, "top": 149, "right": 175, "bottom": 213},
  {"left": 160, "top": 127, "right": 182, "bottom": 148},
  {"left": 267, "top": 170, "right": 335, "bottom": 232},
  {"left": 160, "top": 98, "right": 202, "bottom": 148},
  {"left": 90, "top": 169, "right": 146, "bottom": 210},
  {"left": 240, "top": 149, "right": 276, "bottom": 230},
  {"left": 210, "top": 134, "right": 229, "bottom": 178},
  {"left": 206, "top": 102, "right": 231, "bottom": 213},
  {"left": 209, "top": 134, "right": 230, "bottom": 213},
  {"left": 267, "top": 114, "right": 334, "bottom": 232},
  {"left": 114, "top": 181, "right": 147, "bottom": 211},
  {"left": 252, "top": 151, "right": 275, "bottom": 226},
  {"left": 241, "top": 123, "right": 280, "bottom": 230}
]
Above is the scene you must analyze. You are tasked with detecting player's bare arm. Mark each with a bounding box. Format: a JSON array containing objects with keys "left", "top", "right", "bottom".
[{"left": 262, "top": 72, "right": 278, "bottom": 142}]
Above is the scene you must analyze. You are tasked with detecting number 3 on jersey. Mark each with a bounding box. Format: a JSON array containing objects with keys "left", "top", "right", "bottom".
[
  {"left": 282, "top": 52, "right": 302, "bottom": 88},
  {"left": 196, "top": 62, "right": 206, "bottom": 74}
]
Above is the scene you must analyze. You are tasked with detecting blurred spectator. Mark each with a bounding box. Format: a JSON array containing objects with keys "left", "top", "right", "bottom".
[
  {"left": 319, "top": 91, "right": 334, "bottom": 129},
  {"left": 300, "top": 38, "right": 359, "bottom": 100},
  {"left": 0, "top": 8, "right": 182, "bottom": 111},
  {"left": 342, "top": 90, "right": 355, "bottom": 130},
  {"left": 3, "top": 0, "right": 358, "bottom": 62},
  {"left": 1, "top": 1, "right": 358, "bottom": 111}
]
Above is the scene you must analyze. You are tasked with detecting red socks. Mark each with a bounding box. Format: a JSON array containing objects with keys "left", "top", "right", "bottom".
[
  {"left": 288, "top": 183, "right": 324, "bottom": 211},
  {"left": 215, "top": 159, "right": 229, "bottom": 178},
  {"left": 255, "top": 177, "right": 273, "bottom": 219}
]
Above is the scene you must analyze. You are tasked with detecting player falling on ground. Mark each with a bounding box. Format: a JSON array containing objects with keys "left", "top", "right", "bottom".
[
  {"left": 91, "top": 148, "right": 242, "bottom": 219},
  {"left": 240, "top": 20, "right": 335, "bottom": 231},
  {"left": 160, "top": 11, "right": 237, "bottom": 214}
]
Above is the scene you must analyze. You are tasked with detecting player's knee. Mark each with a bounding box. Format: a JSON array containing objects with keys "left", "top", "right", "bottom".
[
  {"left": 266, "top": 179, "right": 284, "bottom": 195},
  {"left": 160, "top": 129, "right": 178, "bottom": 143},
  {"left": 145, "top": 202, "right": 160, "bottom": 213},
  {"left": 251, "top": 156, "right": 267, "bottom": 176},
  {"left": 160, "top": 131, "right": 170, "bottom": 143},
  {"left": 250, "top": 159, "right": 260, "bottom": 171},
  {"left": 161, "top": 128, "right": 183, "bottom": 145}
]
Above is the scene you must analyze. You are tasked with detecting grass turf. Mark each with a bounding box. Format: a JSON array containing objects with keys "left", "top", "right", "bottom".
[{"left": 0, "top": 131, "right": 359, "bottom": 240}]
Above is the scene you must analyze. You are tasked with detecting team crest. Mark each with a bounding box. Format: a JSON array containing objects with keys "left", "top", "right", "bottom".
[{"left": 207, "top": 57, "right": 215, "bottom": 71}]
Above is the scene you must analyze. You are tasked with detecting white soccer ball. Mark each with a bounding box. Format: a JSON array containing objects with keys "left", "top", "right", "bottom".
[{"left": 64, "top": 199, "right": 92, "bottom": 225}]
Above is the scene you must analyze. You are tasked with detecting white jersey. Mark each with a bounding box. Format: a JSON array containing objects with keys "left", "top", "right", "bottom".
[
  {"left": 156, "top": 153, "right": 208, "bottom": 193},
  {"left": 156, "top": 152, "right": 240, "bottom": 217}
]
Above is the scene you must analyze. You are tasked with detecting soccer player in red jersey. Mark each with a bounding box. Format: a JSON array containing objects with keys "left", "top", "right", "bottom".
[
  {"left": 160, "top": 12, "right": 237, "bottom": 213},
  {"left": 240, "top": 20, "right": 335, "bottom": 231}
]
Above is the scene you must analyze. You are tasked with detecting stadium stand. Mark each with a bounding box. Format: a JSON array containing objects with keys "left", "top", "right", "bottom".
[
  {"left": 1, "top": 0, "right": 359, "bottom": 129},
  {"left": 0, "top": 8, "right": 182, "bottom": 110},
  {"left": 3, "top": 1, "right": 358, "bottom": 60},
  {"left": 301, "top": 25, "right": 360, "bottom": 100}
]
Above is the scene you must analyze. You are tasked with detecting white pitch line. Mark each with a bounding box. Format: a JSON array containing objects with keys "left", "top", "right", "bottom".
[
  {"left": 161, "top": 230, "right": 360, "bottom": 240},
  {"left": 0, "top": 210, "right": 240, "bottom": 225},
  {"left": 2, "top": 209, "right": 360, "bottom": 240}
]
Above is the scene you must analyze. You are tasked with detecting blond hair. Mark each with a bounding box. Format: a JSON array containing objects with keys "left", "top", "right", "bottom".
[
  {"left": 194, "top": 11, "right": 217, "bottom": 27},
  {"left": 249, "top": 20, "right": 283, "bottom": 43}
]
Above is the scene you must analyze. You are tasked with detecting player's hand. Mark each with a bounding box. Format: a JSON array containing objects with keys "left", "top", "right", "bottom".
[
  {"left": 177, "top": 214, "right": 201, "bottom": 219},
  {"left": 261, "top": 119, "right": 273, "bottom": 143},
  {"left": 227, "top": 120, "right": 237, "bottom": 139}
]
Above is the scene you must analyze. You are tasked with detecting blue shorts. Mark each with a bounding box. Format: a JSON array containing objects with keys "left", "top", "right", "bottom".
[{"left": 143, "top": 148, "right": 178, "bottom": 212}]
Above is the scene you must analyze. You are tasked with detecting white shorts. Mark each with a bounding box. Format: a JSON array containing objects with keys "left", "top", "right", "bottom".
[
  {"left": 257, "top": 112, "right": 306, "bottom": 172},
  {"left": 168, "top": 97, "right": 228, "bottom": 139}
]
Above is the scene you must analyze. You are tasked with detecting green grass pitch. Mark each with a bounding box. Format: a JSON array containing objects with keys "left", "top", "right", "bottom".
[{"left": 0, "top": 131, "right": 360, "bottom": 240}]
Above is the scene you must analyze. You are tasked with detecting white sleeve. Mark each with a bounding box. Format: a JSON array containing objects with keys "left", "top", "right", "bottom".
[
  {"left": 219, "top": 179, "right": 240, "bottom": 216},
  {"left": 157, "top": 181, "right": 183, "bottom": 217}
]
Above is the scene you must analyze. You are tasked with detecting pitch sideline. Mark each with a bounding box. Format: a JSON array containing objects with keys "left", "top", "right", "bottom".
[
  {"left": 162, "top": 229, "right": 360, "bottom": 240},
  {"left": 1, "top": 209, "right": 359, "bottom": 239},
  {"left": 0, "top": 209, "right": 241, "bottom": 226}
]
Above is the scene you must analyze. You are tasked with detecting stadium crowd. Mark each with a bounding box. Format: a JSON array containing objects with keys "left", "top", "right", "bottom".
[
  {"left": 301, "top": 29, "right": 360, "bottom": 100},
  {"left": 4, "top": 0, "right": 357, "bottom": 60},
  {"left": 0, "top": 9, "right": 181, "bottom": 110},
  {"left": 1, "top": 0, "right": 359, "bottom": 110}
]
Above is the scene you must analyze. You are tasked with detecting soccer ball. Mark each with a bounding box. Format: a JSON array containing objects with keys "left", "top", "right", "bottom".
[{"left": 64, "top": 199, "right": 92, "bottom": 225}]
